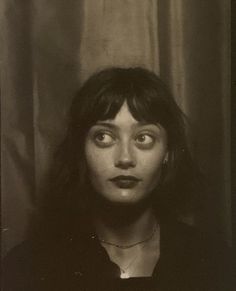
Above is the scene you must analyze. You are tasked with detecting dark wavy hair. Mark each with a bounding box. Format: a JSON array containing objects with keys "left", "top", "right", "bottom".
[{"left": 31, "top": 67, "right": 203, "bottom": 241}]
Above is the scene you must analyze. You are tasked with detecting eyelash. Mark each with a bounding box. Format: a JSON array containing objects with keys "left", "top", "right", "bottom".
[
  {"left": 93, "top": 131, "right": 116, "bottom": 147},
  {"left": 93, "top": 131, "right": 156, "bottom": 149},
  {"left": 135, "top": 133, "right": 155, "bottom": 149}
]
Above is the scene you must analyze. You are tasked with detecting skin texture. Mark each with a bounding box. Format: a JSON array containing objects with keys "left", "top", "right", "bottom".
[{"left": 85, "top": 101, "right": 168, "bottom": 205}]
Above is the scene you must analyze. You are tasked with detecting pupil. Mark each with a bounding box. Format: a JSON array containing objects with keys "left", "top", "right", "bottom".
[
  {"left": 98, "top": 134, "right": 105, "bottom": 141},
  {"left": 139, "top": 135, "right": 145, "bottom": 142}
]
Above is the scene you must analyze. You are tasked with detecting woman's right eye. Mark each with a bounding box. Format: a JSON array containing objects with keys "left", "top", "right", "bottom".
[{"left": 94, "top": 132, "right": 116, "bottom": 147}]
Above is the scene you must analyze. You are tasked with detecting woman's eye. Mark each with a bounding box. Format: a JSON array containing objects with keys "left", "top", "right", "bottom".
[
  {"left": 135, "top": 134, "right": 155, "bottom": 148},
  {"left": 94, "top": 132, "right": 115, "bottom": 147}
]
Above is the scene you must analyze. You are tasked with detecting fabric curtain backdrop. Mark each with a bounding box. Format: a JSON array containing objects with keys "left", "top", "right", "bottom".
[{"left": 1, "top": 0, "right": 231, "bottom": 256}]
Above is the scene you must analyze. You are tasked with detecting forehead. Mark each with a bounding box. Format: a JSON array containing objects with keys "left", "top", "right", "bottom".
[
  {"left": 110, "top": 101, "right": 136, "bottom": 124},
  {"left": 95, "top": 101, "right": 163, "bottom": 131},
  {"left": 97, "top": 101, "right": 140, "bottom": 127}
]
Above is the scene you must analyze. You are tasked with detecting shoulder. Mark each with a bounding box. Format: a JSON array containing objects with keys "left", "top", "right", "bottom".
[
  {"left": 163, "top": 219, "right": 227, "bottom": 250},
  {"left": 165, "top": 220, "right": 231, "bottom": 266},
  {"left": 2, "top": 235, "right": 98, "bottom": 291},
  {"left": 161, "top": 220, "right": 233, "bottom": 290},
  {"left": 2, "top": 239, "right": 73, "bottom": 291},
  {"left": 2, "top": 241, "right": 49, "bottom": 291},
  {"left": 3, "top": 241, "right": 35, "bottom": 272}
]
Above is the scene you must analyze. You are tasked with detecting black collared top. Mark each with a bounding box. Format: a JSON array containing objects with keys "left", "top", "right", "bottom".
[{"left": 2, "top": 221, "right": 232, "bottom": 291}]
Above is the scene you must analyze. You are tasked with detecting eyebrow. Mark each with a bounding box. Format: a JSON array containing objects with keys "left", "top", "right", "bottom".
[
  {"left": 94, "top": 121, "right": 162, "bottom": 130},
  {"left": 94, "top": 122, "right": 118, "bottom": 129}
]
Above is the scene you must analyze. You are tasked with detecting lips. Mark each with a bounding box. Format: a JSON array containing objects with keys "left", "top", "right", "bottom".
[{"left": 109, "top": 175, "right": 141, "bottom": 188}]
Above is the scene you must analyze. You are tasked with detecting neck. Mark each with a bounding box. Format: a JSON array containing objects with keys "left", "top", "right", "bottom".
[{"left": 93, "top": 205, "right": 157, "bottom": 247}]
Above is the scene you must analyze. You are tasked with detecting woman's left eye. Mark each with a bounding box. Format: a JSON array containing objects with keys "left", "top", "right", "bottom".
[{"left": 135, "top": 134, "right": 155, "bottom": 148}]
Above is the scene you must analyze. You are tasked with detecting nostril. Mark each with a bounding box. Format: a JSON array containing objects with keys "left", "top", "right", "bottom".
[{"left": 115, "top": 159, "right": 136, "bottom": 169}]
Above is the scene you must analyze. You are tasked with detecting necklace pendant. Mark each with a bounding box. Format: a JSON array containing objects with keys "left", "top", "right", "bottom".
[{"left": 120, "top": 270, "right": 130, "bottom": 279}]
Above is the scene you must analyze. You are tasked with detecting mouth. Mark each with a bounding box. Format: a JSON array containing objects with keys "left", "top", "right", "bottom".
[{"left": 109, "top": 175, "right": 141, "bottom": 189}]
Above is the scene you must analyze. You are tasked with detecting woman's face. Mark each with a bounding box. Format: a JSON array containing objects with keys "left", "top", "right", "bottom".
[{"left": 85, "top": 101, "right": 168, "bottom": 204}]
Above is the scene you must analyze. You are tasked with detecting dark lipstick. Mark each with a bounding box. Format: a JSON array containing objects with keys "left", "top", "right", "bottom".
[{"left": 109, "top": 175, "right": 141, "bottom": 188}]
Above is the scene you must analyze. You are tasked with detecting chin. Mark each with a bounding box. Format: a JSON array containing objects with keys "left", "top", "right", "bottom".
[{"left": 103, "top": 190, "right": 146, "bottom": 205}]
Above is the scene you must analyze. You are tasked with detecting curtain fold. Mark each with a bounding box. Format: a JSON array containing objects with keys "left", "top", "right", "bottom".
[
  {"left": 1, "top": 0, "right": 35, "bottom": 255},
  {"left": 78, "top": 0, "right": 160, "bottom": 82},
  {"left": 158, "top": 0, "right": 231, "bottom": 241},
  {"left": 1, "top": 0, "right": 231, "bottom": 256}
]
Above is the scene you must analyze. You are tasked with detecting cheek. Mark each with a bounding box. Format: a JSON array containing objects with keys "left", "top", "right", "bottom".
[
  {"left": 85, "top": 145, "right": 111, "bottom": 179},
  {"left": 86, "top": 152, "right": 100, "bottom": 174},
  {"left": 139, "top": 151, "right": 166, "bottom": 182}
]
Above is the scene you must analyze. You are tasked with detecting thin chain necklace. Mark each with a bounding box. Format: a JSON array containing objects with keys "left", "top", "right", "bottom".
[
  {"left": 105, "top": 224, "right": 159, "bottom": 279},
  {"left": 98, "top": 224, "right": 157, "bottom": 249}
]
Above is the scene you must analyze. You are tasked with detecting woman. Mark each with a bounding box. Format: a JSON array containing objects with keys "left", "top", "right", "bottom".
[{"left": 3, "top": 67, "right": 231, "bottom": 291}]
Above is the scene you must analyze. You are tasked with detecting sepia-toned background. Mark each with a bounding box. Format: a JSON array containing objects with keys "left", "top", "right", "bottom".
[{"left": 1, "top": 0, "right": 231, "bottom": 256}]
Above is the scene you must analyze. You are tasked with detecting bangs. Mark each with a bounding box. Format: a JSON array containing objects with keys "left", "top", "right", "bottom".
[
  {"left": 87, "top": 85, "right": 171, "bottom": 128},
  {"left": 71, "top": 67, "right": 183, "bottom": 149}
]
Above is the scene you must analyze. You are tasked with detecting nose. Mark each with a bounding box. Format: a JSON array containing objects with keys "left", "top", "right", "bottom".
[{"left": 114, "top": 141, "right": 136, "bottom": 169}]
